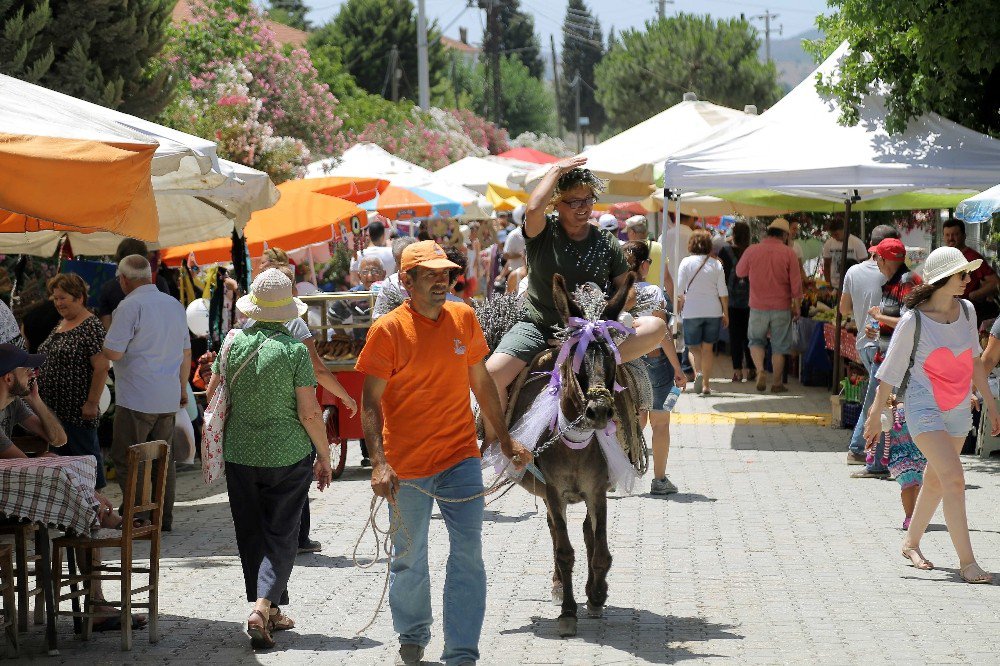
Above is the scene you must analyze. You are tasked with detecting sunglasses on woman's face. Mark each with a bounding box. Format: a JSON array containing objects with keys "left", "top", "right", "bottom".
[
  {"left": 561, "top": 196, "right": 598, "bottom": 210},
  {"left": 958, "top": 270, "right": 970, "bottom": 280}
]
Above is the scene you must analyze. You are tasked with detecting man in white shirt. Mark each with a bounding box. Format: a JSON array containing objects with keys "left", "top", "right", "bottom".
[
  {"left": 839, "top": 225, "right": 899, "bottom": 465},
  {"left": 664, "top": 213, "right": 696, "bottom": 288},
  {"left": 823, "top": 218, "right": 868, "bottom": 290},
  {"left": 349, "top": 219, "right": 395, "bottom": 285}
]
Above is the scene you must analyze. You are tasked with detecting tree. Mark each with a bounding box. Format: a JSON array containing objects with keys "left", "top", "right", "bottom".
[
  {"left": 559, "top": 0, "right": 605, "bottom": 136},
  {"left": 268, "top": 0, "right": 310, "bottom": 30},
  {"left": 2, "top": 0, "right": 175, "bottom": 118},
  {"left": 0, "top": 0, "right": 54, "bottom": 83},
  {"left": 308, "top": 0, "right": 449, "bottom": 103},
  {"left": 595, "top": 13, "right": 781, "bottom": 133},
  {"left": 809, "top": 0, "right": 1000, "bottom": 137},
  {"left": 481, "top": 0, "right": 544, "bottom": 79},
  {"left": 453, "top": 55, "right": 554, "bottom": 138},
  {"left": 162, "top": 0, "right": 344, "bottom": 180}
]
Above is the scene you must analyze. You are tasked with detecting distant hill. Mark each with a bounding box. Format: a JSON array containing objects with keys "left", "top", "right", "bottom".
[{"left": 761, "top": 29, "right": 823, "bottom": 92}]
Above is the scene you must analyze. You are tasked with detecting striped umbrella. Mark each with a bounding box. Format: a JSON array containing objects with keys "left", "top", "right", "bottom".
[{"left": 361, "top": 184, "right": 464, "bottom": 221}]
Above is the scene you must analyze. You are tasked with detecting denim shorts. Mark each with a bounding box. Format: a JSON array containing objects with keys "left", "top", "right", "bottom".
[
  {"left": 748, "top": 309, "right": 793, "bottom": 355},
  {"left": 642, "top": 354, "right": 674, "bottom": 411},
  {"left": 903, "top": 383, "right": 973, "bottom": 439},
  {"left": 682, "top": 317, "right": 722, "bottom": 346}
]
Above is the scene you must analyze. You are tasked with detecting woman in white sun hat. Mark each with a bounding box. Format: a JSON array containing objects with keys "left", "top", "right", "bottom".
[
  {"left": 864, "top": 246, "right": 1000, "bottom": 584},
  {"left": 207, "top": 268, "right": 333, "bottom": 648}
]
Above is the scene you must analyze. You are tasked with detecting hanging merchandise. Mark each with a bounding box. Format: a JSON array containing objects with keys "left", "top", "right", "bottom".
[{"left": 230, "top": 229, "right": 251, "bottom": 294}]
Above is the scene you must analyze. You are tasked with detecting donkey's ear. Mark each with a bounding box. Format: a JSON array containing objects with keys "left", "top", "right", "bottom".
[
  {"left": 552, "top": 274, "right": 585, "bottom": 325},
  {"left": 601, "top": 273, "right": 635, "bottom": 322}
]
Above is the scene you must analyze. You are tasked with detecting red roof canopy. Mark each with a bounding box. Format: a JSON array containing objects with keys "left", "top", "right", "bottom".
[{"left": 496, "top": 147, "right": 559, "bottom": 164}]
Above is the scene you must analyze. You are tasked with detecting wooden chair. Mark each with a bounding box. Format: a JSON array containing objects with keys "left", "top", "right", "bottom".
[
  {"left": 0, "top": 544, "right": 17, "bottom": 656},
  {"left": 0, "top": 521, "right": 45, "bottom": 632},
  {"left": 52, "top": 441, "right": 170, "bottom": 651}
]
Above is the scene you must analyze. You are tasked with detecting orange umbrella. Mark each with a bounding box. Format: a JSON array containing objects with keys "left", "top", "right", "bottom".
[
  {"left": 163, "top": 182, "right": 374, "bottom": 265},
  {"left": 0, "top": 133, "right": 158, "bottom": 240},
  {"left": 278, "top": 175, "right": 387, "bottom": 204}
]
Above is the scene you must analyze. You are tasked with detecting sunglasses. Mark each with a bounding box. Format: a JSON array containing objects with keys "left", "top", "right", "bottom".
[
  {"left": 561, "top": 196, "right": 598, "bottom": 210},
  {"left": 958, "top": 270, "right": 969, "bottom": 280}
]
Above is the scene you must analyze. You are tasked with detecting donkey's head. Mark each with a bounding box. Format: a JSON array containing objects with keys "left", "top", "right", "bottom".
[{"left": 552, "top": 274, "right": 634, "bottom": 430}]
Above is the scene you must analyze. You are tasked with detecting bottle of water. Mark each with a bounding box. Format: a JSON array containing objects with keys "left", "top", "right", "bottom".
[{"left": 662, "top": 386, "right": 682, "bottom": 411}]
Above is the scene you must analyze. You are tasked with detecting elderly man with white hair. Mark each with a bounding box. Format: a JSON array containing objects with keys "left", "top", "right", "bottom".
[{"left": 103, "top": 254, "right": 190, "bottom": 531}]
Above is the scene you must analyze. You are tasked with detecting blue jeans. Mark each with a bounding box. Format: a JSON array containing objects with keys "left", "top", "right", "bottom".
[
  {"left": 850, "top": 346, "right": 886, "bottom": 471},
  {"left": 389, "top": 457, "right": 486, "bottom": 665},
  {"left": 61, "top": 422, "right": 106, "bottom": 489}
]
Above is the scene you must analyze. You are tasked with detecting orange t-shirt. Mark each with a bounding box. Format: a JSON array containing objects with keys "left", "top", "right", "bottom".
[{"left": 355, "top": 300, "right": 489, "bottom": 479}]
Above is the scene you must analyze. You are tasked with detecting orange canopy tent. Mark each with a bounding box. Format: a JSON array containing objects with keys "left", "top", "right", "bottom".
[{"left": 162, "top": 177, "right": 386, "bottom": 265}]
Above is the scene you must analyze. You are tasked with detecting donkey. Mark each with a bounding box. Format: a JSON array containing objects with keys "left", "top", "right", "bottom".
[{"left": 506, "top": 273, "right": 636, "bottom": 638}]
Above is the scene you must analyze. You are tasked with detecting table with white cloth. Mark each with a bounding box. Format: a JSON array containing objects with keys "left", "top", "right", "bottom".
[{"left": 0, "top": 456, "right": 100, "bottom": 654}]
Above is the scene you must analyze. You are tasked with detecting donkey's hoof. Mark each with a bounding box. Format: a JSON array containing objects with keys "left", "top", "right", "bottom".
[
  {"left": 557, "top": 615, "right": 577, "bottom": 637},
  {"left": 586, "top": 602, "right": 604, "bottom": 618},
  {"left": 551, "top": 583, "right": 563, "bottom": 604}
]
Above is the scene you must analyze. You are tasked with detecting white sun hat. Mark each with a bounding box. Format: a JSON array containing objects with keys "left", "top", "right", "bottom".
[
  {"left": 236, "top": 268, "right": 308, "bottom": 322},
  {"left": 922, "top": 246, "right": 982, "bottom": 285},
  {"left": 597, "top": 213, "right": 619, "bottom": 232}
]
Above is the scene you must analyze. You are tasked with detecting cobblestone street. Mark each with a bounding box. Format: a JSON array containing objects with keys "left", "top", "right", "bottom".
[{"left": 15, "top": 372, "right": 1000, "bottom": 664}]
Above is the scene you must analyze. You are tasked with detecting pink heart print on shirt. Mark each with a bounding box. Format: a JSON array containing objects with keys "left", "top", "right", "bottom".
[{"left": 924, "top": 347, "right": 973, "bottom": 411}]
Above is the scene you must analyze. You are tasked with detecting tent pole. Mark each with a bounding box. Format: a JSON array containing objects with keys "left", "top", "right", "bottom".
[
  {"left": 832, "top": 198, "right": 854, "bottom": 392},
  {"left": 860, "top": 210, "right": 866, "bottom": 244}
]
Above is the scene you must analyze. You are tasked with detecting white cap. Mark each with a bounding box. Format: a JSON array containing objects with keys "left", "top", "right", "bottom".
[
  {"left": 922, "top": 246, "right": 982, "bottom": 285},
  {"left": 598, "top": 214, "right": 619, "bottom": 232}
]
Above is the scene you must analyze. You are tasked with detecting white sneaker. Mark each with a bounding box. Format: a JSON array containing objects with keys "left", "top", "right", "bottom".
[{"left": 650, "top": 476, "right": 679, "bottom": 495}]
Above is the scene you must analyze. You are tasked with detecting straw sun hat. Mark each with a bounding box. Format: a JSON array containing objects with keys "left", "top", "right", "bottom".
[
  {"left": 236, "top": 268, "right": 307, "bottom": 322},
  {"left": 922, "top": 246, "right": 982, "bottom": 285}
]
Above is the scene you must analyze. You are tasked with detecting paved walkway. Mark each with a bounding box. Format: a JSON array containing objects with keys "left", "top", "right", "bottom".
[{"left": 14, "top": 360, "right": 1000, "bottom": 664}]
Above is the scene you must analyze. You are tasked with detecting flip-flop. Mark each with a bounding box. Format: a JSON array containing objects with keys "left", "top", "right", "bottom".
[
  {"left": 960, "top": 563, "right": 993, "bottom": 584},
  {"left": 901, "top": 546, "right": 933, "bottom": 570}
]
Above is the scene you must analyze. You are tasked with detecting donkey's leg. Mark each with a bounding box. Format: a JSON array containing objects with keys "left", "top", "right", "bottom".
[
  {"left": 544, "top": 486, "right": 577, "bottom": 637},
  {"left": 582, "top": 504, "right": 598, "bottom": 615},
  {"left": 545, "top": 509, "right": 563, "bottom": 603},
  {"left": 585, "top": 491, "right": 612, "bottom": 616}
]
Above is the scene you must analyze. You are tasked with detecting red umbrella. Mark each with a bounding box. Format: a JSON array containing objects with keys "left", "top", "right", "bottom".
[{"left": 497, "top": 147, "right": 559, "bottom": 164}]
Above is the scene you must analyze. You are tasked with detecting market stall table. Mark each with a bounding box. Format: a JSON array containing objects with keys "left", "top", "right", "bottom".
[
  {"left": 823, "top": 323, "right": 860, "bottom": 364},
  {"left": 0, "top": 456, "right": 99, "bottom": 655}
]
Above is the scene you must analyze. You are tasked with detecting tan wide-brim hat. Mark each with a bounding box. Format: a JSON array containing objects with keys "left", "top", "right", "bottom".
[
  {"left": 236, "top": 268, "right": 308, "bottom": 322},
  {"left": 922, "top": 246, "right": 982, "bottom": 285}
]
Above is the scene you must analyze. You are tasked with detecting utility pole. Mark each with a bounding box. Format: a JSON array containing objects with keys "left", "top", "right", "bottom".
[
  {"left": 551, "top": 34, "right": 562, "bottom": 139},
  {"left": 478, "top": 0, "right": 503, "bottom": 125},
  {"left": 416, "top": 0, "right": 430, "bottom": 109},
  {"left": 573, "top": 74, "right": 582, "bottom": 152},
  {"left": 751, "top": 10, "right": 782, "bottom": 63},
  {"left": 390, "top": 45, "right": 400, "bottom": 102},
  {"left": 656, "top": 0, "right": 674, "bottom": 21}
]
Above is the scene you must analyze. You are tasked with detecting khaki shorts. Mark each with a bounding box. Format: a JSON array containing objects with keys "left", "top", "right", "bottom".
[{"left": 494, "top": 321, "right": 553, "bottom": 363}]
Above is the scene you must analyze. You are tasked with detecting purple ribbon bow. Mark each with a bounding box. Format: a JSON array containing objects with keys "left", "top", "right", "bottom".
[{"left": 548, "top": 317, "right": 635, "bottom": 392}]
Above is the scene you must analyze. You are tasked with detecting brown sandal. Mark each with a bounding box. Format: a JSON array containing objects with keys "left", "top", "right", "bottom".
[
  {"left": 247, "top": 609, "right": 274, "bottom": 649},
  {"left": 269, "top": 607, "right": 295, "bottom": 631},
  {"left": 901, "top": 546, "right": 933, "bottom": 570}
]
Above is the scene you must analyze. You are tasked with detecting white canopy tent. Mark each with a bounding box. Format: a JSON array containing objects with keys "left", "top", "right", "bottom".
[
  {"left": 0, "top": 73, "right": 278, "bottom": 255},
  {"left": 662, "top": 41, "right": 1000, "bottom": 387},
  {"left": 663, "top": 42, "right": 1000, "bottom": 205},
  {"left": 306, "top": 143, "right": 494, "bottom": 219},
  {"left": 433, "top": 155, "right": 532, "bottom": 194}
]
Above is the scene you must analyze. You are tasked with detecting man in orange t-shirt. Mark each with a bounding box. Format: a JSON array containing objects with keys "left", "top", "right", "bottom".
[{"left": 356, "top": 240, "right": 530, "bottom": 666}]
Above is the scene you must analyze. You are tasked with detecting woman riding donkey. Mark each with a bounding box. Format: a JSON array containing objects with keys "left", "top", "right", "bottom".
[{"left": 485, "top": 157, "right": 666, "bottom": 433}]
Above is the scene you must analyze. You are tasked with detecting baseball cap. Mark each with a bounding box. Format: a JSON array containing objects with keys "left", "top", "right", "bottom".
[
  {"left": 768, "top": 218, "right": 790, "bottom": 233},
  {"left": 598, "top": 214, "right": 619, "bottom": 232},
  {"left": 869, "top": 238, "right": 906, "bottom": 261},
  {"left": 400, "top": 240, "right": 460, "bottom": 273},
  {"left": 0, "top": 344, "right": 45, "bottom": 377}
]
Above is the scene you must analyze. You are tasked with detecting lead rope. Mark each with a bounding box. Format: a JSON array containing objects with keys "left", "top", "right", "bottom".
[{"left": 352, "top": 413, "right": 587, "bottom": 635}]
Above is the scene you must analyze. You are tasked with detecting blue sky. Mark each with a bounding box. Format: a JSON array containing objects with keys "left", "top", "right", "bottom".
[{"left": 304, "top": 0, "right": 831, "bottom": 46}]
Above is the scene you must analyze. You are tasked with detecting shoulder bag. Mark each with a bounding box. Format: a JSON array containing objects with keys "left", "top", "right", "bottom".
[{"left": 201, "top": 329, "right": 280, "bottom": 485}]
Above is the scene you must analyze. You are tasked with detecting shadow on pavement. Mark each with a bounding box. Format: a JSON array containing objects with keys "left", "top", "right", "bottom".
[
  {"left": 483, "top": 509, "right": 537, "bottom": 524},
  {"left": 729, "top": 426, "right": 843, "bottom": 453},
  {"left": 294, "top": 553, "right": 357, "bottom": 568},
  {"left": 499, "top": 605, "right": 742, "bottom": 663}
]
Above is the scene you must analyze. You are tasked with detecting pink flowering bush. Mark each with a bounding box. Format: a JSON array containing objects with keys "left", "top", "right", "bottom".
[
  {"left": 510, "top": 131, "right": 572, "bottom": 157},
  {"left": 161, "top": 0, "right": 343, "bottom": 180},
  {"left": 346, "top": 107, "right": 509, "bottom": 171}
]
